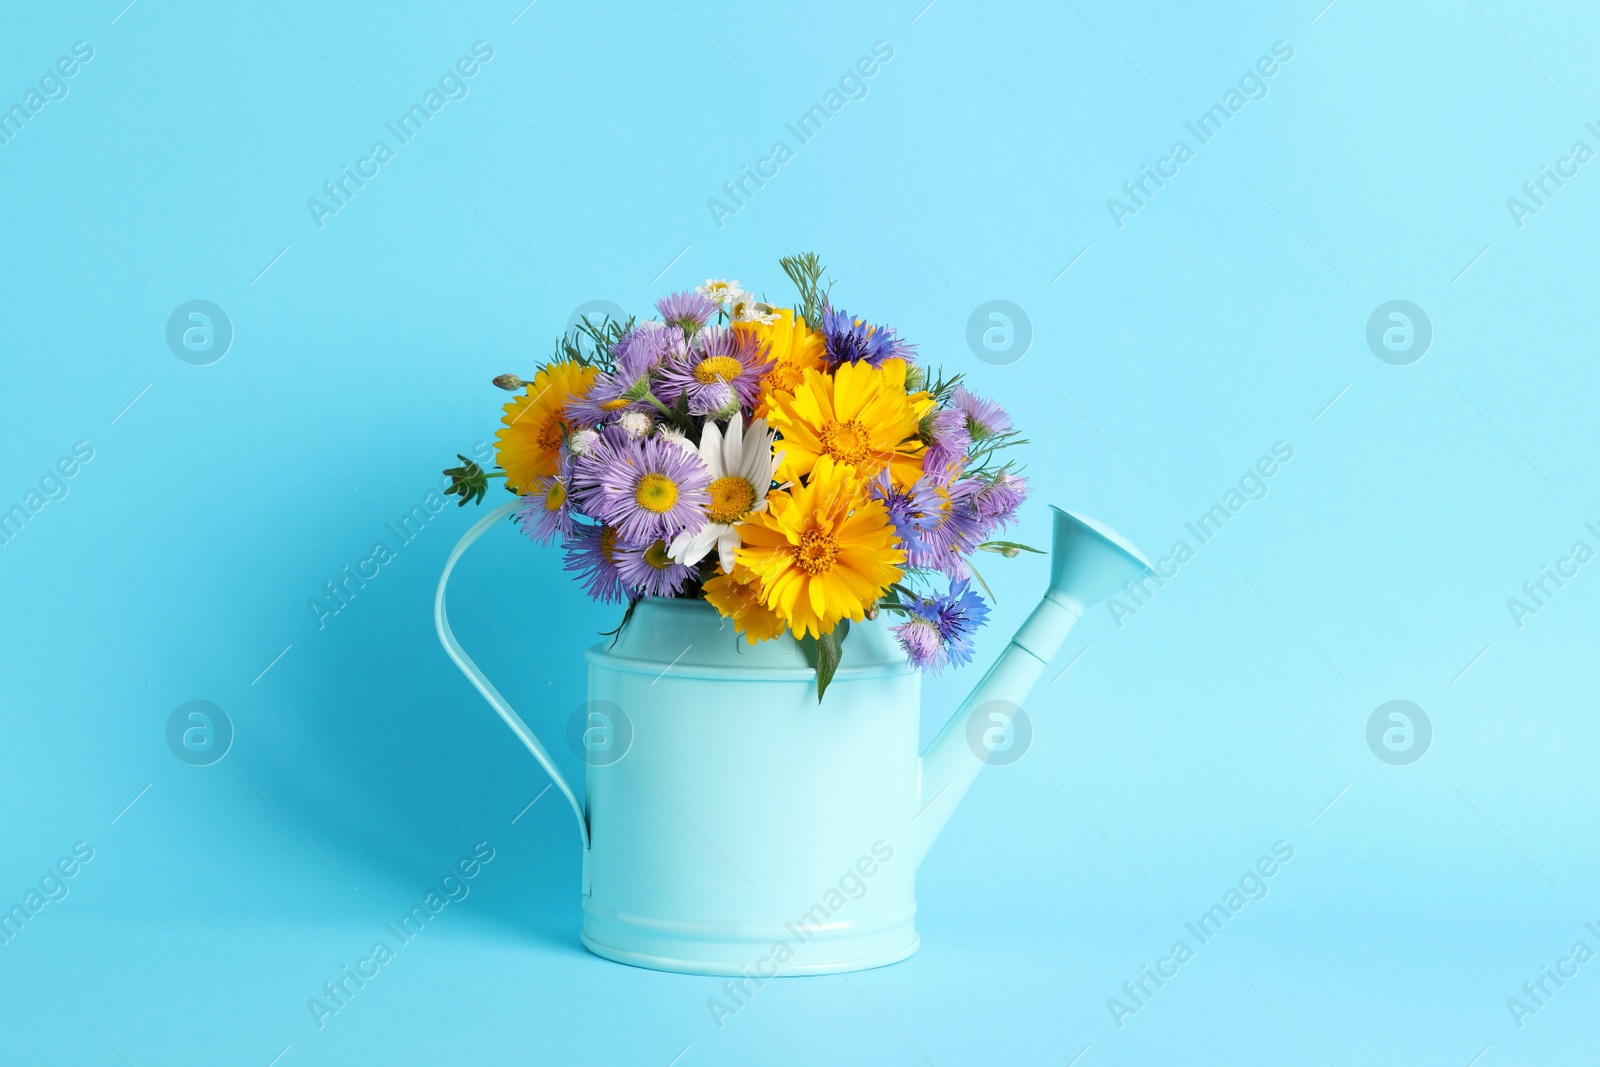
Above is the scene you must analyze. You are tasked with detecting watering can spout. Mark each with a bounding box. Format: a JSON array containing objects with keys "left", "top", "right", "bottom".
[{"left": 913, "top": 507, "right": 1153, "bottom": 867}]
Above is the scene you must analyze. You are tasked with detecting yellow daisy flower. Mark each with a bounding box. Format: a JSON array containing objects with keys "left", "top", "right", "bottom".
[
  {"left": 703, "top": 563, "right": 785, "bottom": 645},
  {"left": 738, "top": 309, "right": 826, "bottom": 418},
  {"left": 736, "top": 455, "right": 905, "bottom": 640},
  {"left": 494, "top": 361, "right": 597, "bottom": 494},
  {"left": 764, "top": 357, "right": 932, "bottom": 488}
]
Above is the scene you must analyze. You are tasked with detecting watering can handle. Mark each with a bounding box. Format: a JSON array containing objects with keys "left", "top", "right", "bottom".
[{"left": 433, "top": 500, "right": 590, "bottom": 851}]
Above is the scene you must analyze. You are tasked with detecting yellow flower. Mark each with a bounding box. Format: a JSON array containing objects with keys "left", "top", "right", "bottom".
[
  {"left": 736, "top": 456, "right": 905, "bottom": 639},
  {"left": 703, "top": 563, "right": 785, "bottom": 644},
  {"left": 765, "top": 358, "right": 932, "bottom": 488},
  {"left": 494, "top": 361, "right": 597, "bottom": 494},
  {"left": 739, "top": 309, "right": 826, "bottom": 418}
]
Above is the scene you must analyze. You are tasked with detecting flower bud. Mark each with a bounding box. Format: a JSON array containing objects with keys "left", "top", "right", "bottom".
[{"left": 493, "top": 374, "right": 529, "bottom": 391}]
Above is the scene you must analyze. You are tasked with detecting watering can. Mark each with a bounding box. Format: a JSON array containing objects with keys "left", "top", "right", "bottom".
[{"left": 435, "top": 505, "right": 1152, "bottom": 975}]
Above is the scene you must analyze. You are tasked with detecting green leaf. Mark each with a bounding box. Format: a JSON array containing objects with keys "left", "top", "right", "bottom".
[
  {"left": 815, "top": 620, "right": 849, "bottom": 702},
  {"left": 965, "top": 558, "right": 998, "bottom": 605},
  {"left": 779, "top": 252, "right": 831, "bottom": 327}
]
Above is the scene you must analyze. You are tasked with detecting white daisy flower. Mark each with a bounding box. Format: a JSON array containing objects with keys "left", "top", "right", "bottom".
[
  {"left": 696, "top": 279, "right": 741, "bottom": 307},
  {"left": 726, "top": 291, "right": 780, "bottom": 325},
  {"left": 668, "top": 413, "right": 783, "bottom": 572},
  {"left": 568, "top": 428, "right": 601, "bottom": 455}
]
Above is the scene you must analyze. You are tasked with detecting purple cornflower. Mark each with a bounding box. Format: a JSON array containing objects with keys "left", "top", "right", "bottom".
[
  {"left": 921, "top": 408, "right": 972, "bottom": 483},
  {"left": 655, "top": 290, "right": 718, "bottom": 333},
  {"left": 951, "top": 385, "right": 1012, "bottom": 439},
  {"left": 614, "top": 538, "right": 696, "bottom": 598},
  {"left": 586, "top": 433, "right": 711, "bottom": 546},
  {"left": 654, "top": 326, "right": 772, "bottom": 416},
  {"left": 562, "top": 523, "right": 626, "bottom": 603},
  {"left": 820, "top": 305, "right": 917, "bottom": 366},
  {"left": 891, "top": 579, "right": 990, "bottom": 671},
  {"left": 969, "top": 471, "right": 1028, "bottom": 536}
]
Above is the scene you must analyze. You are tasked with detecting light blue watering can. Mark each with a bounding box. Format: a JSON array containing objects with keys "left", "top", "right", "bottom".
[{"left": 435, "top": 505, "right": 1151, "bottom": 975}]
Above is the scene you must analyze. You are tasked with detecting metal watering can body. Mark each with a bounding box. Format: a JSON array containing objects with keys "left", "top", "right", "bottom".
[{"left": 435, "top": 505, "right": 1151, "bottom": 976}]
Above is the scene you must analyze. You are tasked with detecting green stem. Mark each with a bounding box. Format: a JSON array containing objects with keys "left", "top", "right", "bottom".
[{"left": 643, "top": 390, "right": 696, "bottom": 434}]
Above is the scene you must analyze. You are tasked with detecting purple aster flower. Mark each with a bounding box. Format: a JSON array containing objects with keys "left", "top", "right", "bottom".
[
  {"left": 569, "top": 323, "right": 684, "bottom": 427},
  {"left": 907, "top": 479, "right": 985, "bottom": 578},
  {"left": 820, "top": 305, "right": 917, "bottom": 366},
  {"left": 951, "top": 385, "right": 1012, "bottom": 439},
  {"left": 655, "top": 290, "right": 718, "bottom": 333},
  {"left": 567, "top": 371, "right": 641, "bottom": 428},
  {"left": 515, "top": 456, "right": 576, "bottom": 545},
  {"left": 891, "top": 579, "right": 990, "bottom": 672},
  {"left": 616, "top": 320, "right": 682, "bottom": 377},
  {"left": 586, "top": 434, "right": 711, "bottom": 546},
  {"left": 562, "top": 523, "right": 626, "bottom": 603},
  {"left": 654, "top": 326, "right": 773, "bottom": 416},
  {"left": 566, "top": 425, "right": 633, "bottom": 518},
  {"left": 970, "top": 471, "right": 1028, "bottom": 536},
  {"left": 921, "top": 408, "right": 972, "bottom": 483},
  {"left": 614, "top": 538, "right": 696, "bottom": 598}
]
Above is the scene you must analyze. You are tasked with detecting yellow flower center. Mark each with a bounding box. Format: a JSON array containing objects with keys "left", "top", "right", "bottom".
[
  {"left": 928, "top": 485, "right": 952, "bottom": 529},
  {"left": 764, "top": 360, "right": 804, "bottom": 394},
  {"left": 644, "top": 540, "right": 673, "bottom": 570},
  {"left": 599, "top": 526, "right": 619, "bottom": 563},
  {"left": 706, "top": 476, "right": 756, "bottom": 525},
  {"left": 537, "top": 415, "right": 567, "bottom": 452},
  {"left": 600, "top": 397, "right": 630, "bottom": 411},
  {"left": 818, "top": 419, "right": 872, "bottom": 466},
  {"left": 543, "top": 480, "right": 566, "bottom": 512},
  {"left": 693, "top": 356, "right": 745, "bottom": 384},
  {"left": 796, "top": 528, "right": 839, "bottom": 575},
  {"left": 635, "top": 473, "right": 679, "bottom": 513}
]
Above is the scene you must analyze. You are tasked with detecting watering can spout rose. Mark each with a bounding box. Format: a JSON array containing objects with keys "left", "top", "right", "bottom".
[{"left": 430, "top": 255, "right": 1152, "bottom": 976}]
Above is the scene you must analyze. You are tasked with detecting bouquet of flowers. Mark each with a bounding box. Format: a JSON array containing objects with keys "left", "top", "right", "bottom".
[{"left": 443, "top": 254, "right": 1034, "bottom": 697}]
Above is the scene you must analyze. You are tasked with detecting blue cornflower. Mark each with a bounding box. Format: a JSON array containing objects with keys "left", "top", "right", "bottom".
[
  {"left": 891, "top": 579, "right": 990, "bottom": 671},
  {"left": 820, "top": 305, "right": 916, "bottom": 366}
]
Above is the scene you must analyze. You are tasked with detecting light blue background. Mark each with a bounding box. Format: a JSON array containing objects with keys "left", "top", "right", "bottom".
[{"left": 3, "top": 1, "right": 1597, "bottom": 1064}]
